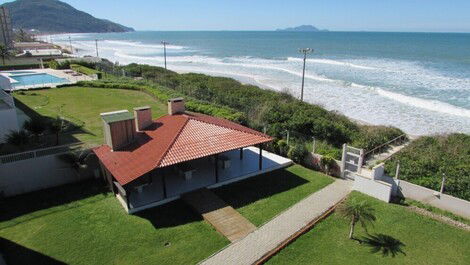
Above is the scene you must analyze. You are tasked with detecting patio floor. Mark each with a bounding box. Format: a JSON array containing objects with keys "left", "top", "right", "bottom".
[
  {"left": 126, "top": 147, "right": 293, "bottom": 213},
  {"left": 182, "top": 188, "right": 256, "bottom": 242}
]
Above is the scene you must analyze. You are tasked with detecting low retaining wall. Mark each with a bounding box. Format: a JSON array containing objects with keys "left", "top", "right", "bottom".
[
  {"left": 304, "top": 152, "right": 342, "bottom": 177},
  {"left": 0, "top": 144, "right": 95, "bottom": 197},
  {"left": 397, "top": 180, "right": 470, "bottom": 219},
  {"left": 353, "top": 174, "right": 392, "bottom": 202}
]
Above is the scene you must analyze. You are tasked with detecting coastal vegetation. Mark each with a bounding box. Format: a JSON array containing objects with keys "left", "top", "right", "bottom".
[
  {"left": 385, "top": 133, "right": 470, "bottom": 201},
  {"left": 80, "top": 62, "right": 405, "bottom": 160}
]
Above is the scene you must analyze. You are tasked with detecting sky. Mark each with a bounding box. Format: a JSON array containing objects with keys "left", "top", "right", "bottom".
[{"left": 16, "top": 0, "right": 470, "bottom": 32}]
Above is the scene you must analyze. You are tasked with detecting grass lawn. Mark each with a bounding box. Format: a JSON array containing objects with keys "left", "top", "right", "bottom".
[
  {"left": 0, "top": 165, "right": 332, "bottom": 264},
  {"left": 13, "top": 86, "right": 167, "bottom": 145},
  {"left": 0, "top": 180, "right": 229, "bottom": 265},
  {"left": 267, "top": 192, "right": 470, "bottom": 265},
  {"left": 214, "top": 165, "right": 334, "bottom": 226}
]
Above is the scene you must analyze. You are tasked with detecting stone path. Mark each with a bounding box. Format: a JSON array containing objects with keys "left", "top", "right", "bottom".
[
  {"left": 182, "top": 188, "right": 256, "bottom": 242},
  {"left": 200, "top": 179, "right": 353, "bottom": 265},
  {"left": 408, "top": 206, "right": 470, "bottom": 231}
]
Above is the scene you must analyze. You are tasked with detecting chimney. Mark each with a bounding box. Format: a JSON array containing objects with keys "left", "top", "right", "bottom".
[
  {"left": 100, "top": 110, "right": 136, "bottom": 151},
  {"left": 134, "top": 106, "right": 152, "bottom": 131},
  {"left": 168, "top": 98, "right": 185, "bottom": 115}
]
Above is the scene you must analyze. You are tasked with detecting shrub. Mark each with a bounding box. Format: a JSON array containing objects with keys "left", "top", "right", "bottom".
[
  {"left": 288, "top": 143, "right": 308, "bottom": 164},
  {"left": 385, "top": 134, "right": 470, "bottom": 201},
  {"left": 5, "top": 130, "right": 29, "bottom": 146},
  {"left": 23, "top": 118, "right": 47, "bottom": 137},
  {"left": 277, "top": 139, "right": 288, "bottom": 156},
  {"left": 320, "top": 155, "right": 337, "bottom": 175}
]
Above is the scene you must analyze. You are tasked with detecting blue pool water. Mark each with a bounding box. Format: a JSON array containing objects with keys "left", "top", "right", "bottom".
[{"left": 11, "top": 73, "right": 69, "bottom": 88}]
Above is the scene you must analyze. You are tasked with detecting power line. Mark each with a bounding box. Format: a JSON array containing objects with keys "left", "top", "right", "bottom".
[
  {"left": 95, "top": 39, "right": 99, "bottom": 57},
  {"left": 69, "top": 36, "right": 73, "bottom": 54},
  {"left": 299, "top": 48, "right": 313, "bottom": 102}
]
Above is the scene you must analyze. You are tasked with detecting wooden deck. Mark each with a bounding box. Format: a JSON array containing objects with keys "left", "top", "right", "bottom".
[{"left": 182, "top": 188, "right": 256, "bottom": 242}]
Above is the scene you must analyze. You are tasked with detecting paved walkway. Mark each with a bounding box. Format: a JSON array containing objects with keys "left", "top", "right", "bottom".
[
  {"left": 182, "top": 188, "right": 256, "bottom": 242},
  {"left": 200, "top": 179, "right": 353, "bottom": 265}
]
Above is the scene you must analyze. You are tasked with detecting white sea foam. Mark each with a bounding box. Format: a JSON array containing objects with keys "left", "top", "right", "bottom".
[
  {"left": 287, "top": 57, "right": 376, "bottom": 70},
  {"left": 56, "top": 36, "right": 470, "bottom": 135},
  {"left": 104, "top": 40, "right": 186, "bottom": 50}
]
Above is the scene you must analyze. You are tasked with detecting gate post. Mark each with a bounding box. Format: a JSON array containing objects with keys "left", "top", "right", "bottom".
[
  {"left": 357, "top": 149, "right": 364, "bottom": 174},
  {"left": 341, "top": 144, "right": 347, "bottom": 178}
]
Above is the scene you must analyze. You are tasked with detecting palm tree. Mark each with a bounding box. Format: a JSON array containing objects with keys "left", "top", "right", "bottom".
[
  {"left": 49, "top": 117, "right": 65, "bottom": 145},
  {"left": 0, "top": 44, "right": 12, "bottom": 66},
  {"left": 5, "top": 130, "right": 29, "bottom": 147},
  {"left": 337, "top": 199, "right": 376, "bottom": 239}
]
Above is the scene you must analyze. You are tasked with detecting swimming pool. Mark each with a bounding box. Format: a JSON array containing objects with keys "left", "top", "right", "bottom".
[{"left": 11, "top": 73, "right": 69, "bottom": 88}]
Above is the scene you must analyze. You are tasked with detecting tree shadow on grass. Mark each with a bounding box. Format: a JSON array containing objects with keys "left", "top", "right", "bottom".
[
  {"left": 360, "top": 233, "right": 406, "bottom": 257},
  {"left": 211, "top": 168, "right": 309, "bottom": 209},
  {"left": 0, "top": 237, "right": 66, "bottom": 265}
]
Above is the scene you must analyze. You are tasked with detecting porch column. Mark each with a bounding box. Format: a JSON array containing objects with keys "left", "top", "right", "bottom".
[
  {"left": 259, "top": 144, "right": 263, "bottom": 170},
  {"left": 161, "top": 170, "right": 167, "bottom": 199},
  {"left": 215, "top": 154, "right": 219, "bottom": 183},
  {"left": 240, "top": 148, "right": 244, "bottom": 160},
  {"left": 126, "top": 188, "right": 131, "bottom": 210}
]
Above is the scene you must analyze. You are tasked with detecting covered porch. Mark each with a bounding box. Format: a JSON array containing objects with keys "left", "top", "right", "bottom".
[{"left": 114, "top": 146, "right": 292, "bottom": 213}]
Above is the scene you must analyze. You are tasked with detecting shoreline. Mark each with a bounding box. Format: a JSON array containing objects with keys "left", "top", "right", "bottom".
[{"left": 47, "top": 40, "right": 461, "bottom": 138}]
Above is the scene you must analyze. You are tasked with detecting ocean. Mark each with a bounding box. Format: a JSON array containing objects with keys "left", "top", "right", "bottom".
[{"left": 47, "top": 31, "right": 470, "bottom": 135}]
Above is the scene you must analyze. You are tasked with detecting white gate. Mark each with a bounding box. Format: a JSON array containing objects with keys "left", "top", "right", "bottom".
[{"left": 340, "top": 144, "right": 364, "bottom": 180}]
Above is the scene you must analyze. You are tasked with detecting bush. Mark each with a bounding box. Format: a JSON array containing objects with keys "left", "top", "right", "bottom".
[
  {"left": 288, "top": 143, "right": 308, "bottom": 164},
  {"left": 277, "top": 139, "right": 288, "bottom": 156},
  {"left": 320, "top": 155, "right": 337, "bottom": 175},
  {"left": 385, "top": 134, "right": 470, "bottom": 201},
  {"left": 5, "top": 130, "right": 29, "bottom": 146}
]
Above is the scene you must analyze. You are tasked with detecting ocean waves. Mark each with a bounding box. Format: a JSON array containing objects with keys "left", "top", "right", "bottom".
[{"left": 49, "top": 34, "right": 470, "bottom": 135}]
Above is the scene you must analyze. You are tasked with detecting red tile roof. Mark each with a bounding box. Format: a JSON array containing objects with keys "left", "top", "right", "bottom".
[{"left": 94, "top": 112, "right": 272, "bottom": 185}]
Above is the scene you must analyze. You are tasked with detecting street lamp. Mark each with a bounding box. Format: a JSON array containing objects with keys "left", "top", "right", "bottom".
[
  {"left": 299, "top": 48, "right": 313, "bottom": 101},
  {"left": 161, "top": 41, "right": 169, "bottom": 69}
]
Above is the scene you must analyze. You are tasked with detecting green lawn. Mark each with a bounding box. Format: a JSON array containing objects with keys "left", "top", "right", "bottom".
[
  {"left": 214, "top": 165, "right": 334, "bottom": 226},
  {"left": 0, "top": 165, "right": 332, "bottom": 265},
  {"left": 0, "top": 180, "right": 229, "bottom": 265},
  {"left": 13, "top": 86, "right": 167, "bottom": 145},
  {"left": 267, "top": 192, "right": 470, "bottom": 265}
]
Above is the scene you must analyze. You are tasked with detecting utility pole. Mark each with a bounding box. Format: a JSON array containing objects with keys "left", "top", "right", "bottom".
[
  {"left": 298, "top": 48, "right": 313, "bottom": 102},
  {"left": 161, "top": 41, "right": 169, "bottom": 69},
  {"left": 95, "top": 39, "right": 99, "bottom": 57},
  {"left": 69, "top": 36, "right": 73, "bottom": 54}
]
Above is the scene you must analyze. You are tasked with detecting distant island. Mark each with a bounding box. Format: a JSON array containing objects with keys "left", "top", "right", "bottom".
[
  {"left": 276, "top": 25, "right": 328, "bottom": 32},
  {"left": 1, "top": 0, "right": 134, "bottom": 33}
]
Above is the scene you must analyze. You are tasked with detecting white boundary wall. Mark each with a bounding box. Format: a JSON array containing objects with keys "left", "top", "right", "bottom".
[
  {"left": 353, "top": 174, "right": 392, "bottom": 202},
  {"left": 397, "top": 180, "right": 470, "bottom": 219},
  {"left": 0, "top": 144, "right": 93, "bottom": 197}
]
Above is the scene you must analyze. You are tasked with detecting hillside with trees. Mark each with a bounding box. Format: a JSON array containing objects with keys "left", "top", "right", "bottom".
[{"left": 1, "top": 0, "right": 134, "bottom": 33}]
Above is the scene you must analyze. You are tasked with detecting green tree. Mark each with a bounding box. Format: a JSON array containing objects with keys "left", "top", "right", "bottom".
[
  {"left": 49, "top": 117, "right": 65, "bottom": 146},
  {"left": 338, "top": 199, "right": 376, "bottom": 239},
  {"left": 0, "top": 44, "right": 12, "bottom": 66}
]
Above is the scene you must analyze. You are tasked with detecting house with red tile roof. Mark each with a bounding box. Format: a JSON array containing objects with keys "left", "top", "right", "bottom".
[{"left": 94, "top": 98, "right": 292, "bottom": 213}]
